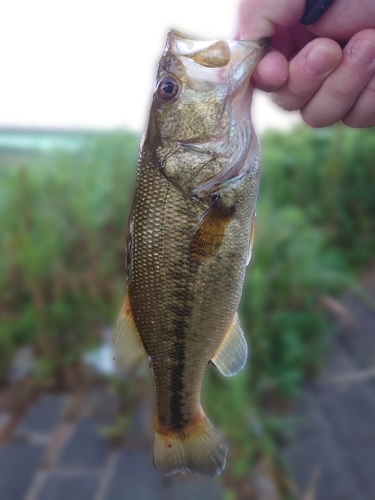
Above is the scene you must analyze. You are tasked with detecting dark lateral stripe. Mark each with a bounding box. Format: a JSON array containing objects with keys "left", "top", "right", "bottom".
[
  {"left": 169, "top": 326, "right": 186, "bottom": 429},
  {"left": 167, "top": 263, "right": 195, "bottom": 430}
]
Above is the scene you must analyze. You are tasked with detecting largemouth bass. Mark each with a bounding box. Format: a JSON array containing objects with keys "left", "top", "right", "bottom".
[{"left": 115, "top": 29, "right": 268, "bottom": 477}]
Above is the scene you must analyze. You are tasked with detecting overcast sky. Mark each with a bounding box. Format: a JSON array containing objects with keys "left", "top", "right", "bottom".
[{"left": 0, "top": 0, "right": 301, "bottom": 134}]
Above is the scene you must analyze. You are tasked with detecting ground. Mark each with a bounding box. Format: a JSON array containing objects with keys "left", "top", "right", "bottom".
[{"left": 2, "top": 275, "right": 375, "bottom": 499}]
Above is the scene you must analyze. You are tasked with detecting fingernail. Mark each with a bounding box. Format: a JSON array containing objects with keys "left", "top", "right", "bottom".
[
  {"left": 349, "top": 39, "right": 375, "bottom": 64},
  {"left": 304, "top": 46, "right": 335, "bottom": 76}
]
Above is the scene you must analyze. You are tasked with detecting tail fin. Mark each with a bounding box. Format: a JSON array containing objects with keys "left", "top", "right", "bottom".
[{"left": 153, "top": 412, "right": 227, "bottom": 477}]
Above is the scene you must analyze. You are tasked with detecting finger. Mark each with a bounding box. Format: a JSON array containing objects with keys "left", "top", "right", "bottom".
[
  {"left": 301, "top": 30, "right": 375, "bottom": 127},
  {"left": 342, "top": 74, "right": 375, "bottom": 127},
  {"left": 235, "top": 0, "right": 305, "bottom": 40},
  {"left": 250, "top": 25, "right": 316, "bottom": 93},
  {"left": 251, "top": 49, "right": 288, "bottom": 91},
  {"left": 272, "top": 38, "right": 342, "bottom": 111}
]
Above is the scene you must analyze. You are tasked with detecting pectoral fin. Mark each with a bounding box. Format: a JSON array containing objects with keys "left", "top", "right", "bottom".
[
  {"left": 211, "top": 314, "right": 248, "bottom": 377},
  {"left": 114, "top": 291, "right": 146, "bottom": 368},
  {"left": 189, "top": 201, "right": 235, "bottom": 264}
]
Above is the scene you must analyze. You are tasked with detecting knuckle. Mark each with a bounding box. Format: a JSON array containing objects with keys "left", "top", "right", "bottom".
[
  {"left": 324, "top": 78, "right": 354, "bottom": 101},
  {"left": 342, "top": 75, "right": 375, "bottom": 128},
  {"left": 300, "top": 111, "right": 328, "bottom": 128},
  {"left": 365, "top": 73, "right": 375, "bottom": 95},
  {"left": 341, "top": 114, "right": 361, "bottom": 128},
  {"left": 272, "top": 87, "right": 310, "bottom": 111},
  {"left": 300, "top": 104, "right": 337, "bottom": 127}
]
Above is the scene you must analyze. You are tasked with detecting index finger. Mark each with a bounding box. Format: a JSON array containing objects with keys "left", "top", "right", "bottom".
[{"left": 235, "top": 0, "right": 306, "bottom": 40}]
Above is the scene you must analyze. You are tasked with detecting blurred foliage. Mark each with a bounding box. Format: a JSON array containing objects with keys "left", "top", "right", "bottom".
[
  {"left": 0, "top": 133, "right": 138, "bottom": 380},
  {"left": 261, "top": 125, "right": 375, "bottom": 270},
  {"left": 1, "top": 124, "right": 375, "bottom": 476}
]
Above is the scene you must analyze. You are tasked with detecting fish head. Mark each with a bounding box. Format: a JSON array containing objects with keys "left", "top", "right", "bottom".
[{"left": 145, "top": 30, "right": 269, "bottom": 201}]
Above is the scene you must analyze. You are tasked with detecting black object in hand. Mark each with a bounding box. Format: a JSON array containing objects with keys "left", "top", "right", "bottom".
[{"left": 301, "top": 0, "right": 335, "bottom": 25}]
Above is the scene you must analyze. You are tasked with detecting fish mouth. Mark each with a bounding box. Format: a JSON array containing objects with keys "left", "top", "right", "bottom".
[
  {"left": 165, "top": 30, "right": 270, "bottom": 87},
  {"left": 168, "top": 29, "right": 270, "bottom": 59}
]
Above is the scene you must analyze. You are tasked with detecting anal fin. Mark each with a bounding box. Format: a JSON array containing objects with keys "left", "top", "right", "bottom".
[
  {"left": 114, "top": 291, "right": 146, "bottom": 369},
  {"left": 211, "top": 314, "right": 248, "bottom": 377}
]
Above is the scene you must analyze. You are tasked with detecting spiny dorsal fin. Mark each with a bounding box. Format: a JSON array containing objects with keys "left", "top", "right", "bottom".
[
  {"left": 189, "top": 201, "right": 235, "bottom": 264},
  {"left": 114, "top": 291, "right": 146, "bottom": 369},
  {"left": 211, "top": 314, "right": 248, "bottom": 377}
]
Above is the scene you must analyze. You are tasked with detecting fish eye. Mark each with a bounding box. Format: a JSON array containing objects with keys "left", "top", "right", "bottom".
[{"left": 157, "top": 76, "right": 179, "bottom": 100}]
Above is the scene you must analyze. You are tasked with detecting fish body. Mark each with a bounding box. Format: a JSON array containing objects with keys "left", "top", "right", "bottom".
[{"left": 116, "top": 30, "right": 268, "bottom": 477}]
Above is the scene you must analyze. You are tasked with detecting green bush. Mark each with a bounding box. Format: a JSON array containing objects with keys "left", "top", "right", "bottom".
[
  {"left": 261, "top": 125, "right": 375, "bottom": 270},
  {"left": 0, "top": 133, "right": 139, "bottom": 378},
  {"left": 240, "top": 202, "right": 347, "bottom": 398}
]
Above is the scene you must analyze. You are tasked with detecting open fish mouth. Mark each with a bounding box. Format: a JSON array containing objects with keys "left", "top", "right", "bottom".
[{"left": 167, "top": 29, "right": 269, "bottom": 69}]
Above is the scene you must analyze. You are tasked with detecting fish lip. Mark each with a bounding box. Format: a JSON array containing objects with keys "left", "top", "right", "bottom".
[{"left": 168, "top": 28, "right": 217, "bottom": 43}]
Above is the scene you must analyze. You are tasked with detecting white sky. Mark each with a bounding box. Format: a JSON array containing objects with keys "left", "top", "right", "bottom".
[{"left": 0, "top": 0, "right": 301, "bottom": 135}]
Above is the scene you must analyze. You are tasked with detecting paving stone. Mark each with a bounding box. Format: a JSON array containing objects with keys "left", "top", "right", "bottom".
[
  {"left": 16, "top": 394, "right": 68, "bottom": 438},
  {"left": 303, "top": 346, "right": 375, "bottom": 446},
  {"left": 281, "top": 395, "right": 324, "bottom": 443},
  {"left": 283, "top": 433, "right": 360, "bottom": 500},
  {"left": 165, "top": 474, "right": 224, "bottom": 500},
  {"left": 318, "top": 384, "right": 375, "bottom": 445},
  {"left": 349, "top": 444, "right": 375, "bottom": 497},
  {"left": 105, "top": 448, "right": 163, "bottom": 500},
  {"left": 35, "top": 474, "right": 99, "bottom": 500},
  {"left": 129, "top": 400, "right": 153, "bottom": 443},
  {"left": 306, "top": 347, "right": 357, "bottom": 399},
  {"left": 86, "top": 387, "right": 119, "bottom": 421},
  {"left": 0, "top": 412, "right": 10, "bottom": 432},
  {"left": 57, "top": 417, "right": 109, "bottom": 469},
  {"left": 339, "top": 298, "right": 375, "bottom": 368},
  {"left": 0, "top": 441, "right": 45, "bottom": 500}
]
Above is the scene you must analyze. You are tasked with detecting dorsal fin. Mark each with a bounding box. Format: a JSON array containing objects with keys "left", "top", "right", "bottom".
[
  {"left": 114, "top": 291, "right": 147, "bottom": 369},
  {"left": 211, "top": 314, "right": 248, "bottom": 377}
]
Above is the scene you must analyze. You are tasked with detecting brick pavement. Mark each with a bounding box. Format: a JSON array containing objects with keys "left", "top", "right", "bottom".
[
  {"left": 0, "top": 392, "right": 225, "bottom": 500},
  {"left": 283, "top": 287, "right": 375, "bottom": 500},
  {"left": 2, "top": 285, "right": 375, "bottom": 499}
]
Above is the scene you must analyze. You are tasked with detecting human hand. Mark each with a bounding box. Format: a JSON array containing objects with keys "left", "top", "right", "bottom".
[{"left": 236, "top": 0, "right": 375, "bottom": 128}]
